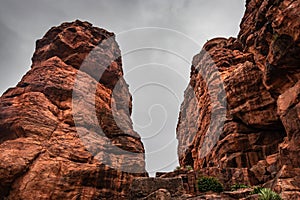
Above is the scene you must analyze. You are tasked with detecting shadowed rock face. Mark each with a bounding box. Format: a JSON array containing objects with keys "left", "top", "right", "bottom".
[
  {"left": 177, "top": 0, "right": 300, "bottom": 198},
  {"left": 0, "top": 20, "right": 146, "bottom": 199}
]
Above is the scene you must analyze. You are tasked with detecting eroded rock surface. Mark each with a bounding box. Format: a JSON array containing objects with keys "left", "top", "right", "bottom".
[
  {"left": 177, "top": 0, "right": 300, "bottom": 198},
  {"left": 129, "top": 177, "right": 185, "bottom": 200},
  {"left": 0, "top": 20, "right": 146, "bottom": 199}
]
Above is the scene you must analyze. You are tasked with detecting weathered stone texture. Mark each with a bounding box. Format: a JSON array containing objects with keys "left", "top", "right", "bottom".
[
  {"left": 0, "top": 20, "right": 146, "bottom": 199},
  {"left": 177, "top": 0, "right": 300, "bottom": 198}
]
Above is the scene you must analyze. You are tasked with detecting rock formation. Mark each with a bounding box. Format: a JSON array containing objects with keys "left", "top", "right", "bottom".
[
  {"left": 177, "top": 0, "right": 300, "bottom": 199},
  {"left": 1, "top": 0, "right": 299, "bottom": 199},
  {"left": 0, "top": 20, "right": 146, "bottom": 199}
]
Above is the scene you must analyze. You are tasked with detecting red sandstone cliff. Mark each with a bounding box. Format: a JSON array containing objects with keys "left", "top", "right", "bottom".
[
  {"left": 177, "top": 0, "right": 300, "bottom": 199},
  {"left": 0, "top": 20, "right": 146, "bottom": 199}
]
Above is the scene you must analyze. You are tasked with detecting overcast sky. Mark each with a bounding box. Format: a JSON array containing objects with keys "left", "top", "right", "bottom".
[{"left": 0, "top": 0, "right": 245, "bottom": 176}]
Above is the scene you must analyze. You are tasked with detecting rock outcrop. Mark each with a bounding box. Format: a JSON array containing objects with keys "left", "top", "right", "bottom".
[
  {"left": 177, "top": 0, "right": 300, "bottom": 199},
  {"left": 0, "top": 20, "right": 146, "bottom": 199}
]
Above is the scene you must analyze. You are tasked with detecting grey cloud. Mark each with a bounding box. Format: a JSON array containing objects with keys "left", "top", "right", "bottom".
[{"left": 0, "top": 19, "right": 31, "bottom": 94}]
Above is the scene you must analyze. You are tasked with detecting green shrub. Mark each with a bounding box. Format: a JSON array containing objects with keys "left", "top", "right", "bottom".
[
  {"left": 185, "top": 165, "right": 193, "bottom": 171},
  {"left": 197, "top": 176, "right": 224, "bottom": 193},
  {"left": 258, "top": 188, "right": 282, "bottom": 200},
  {"left": 174, "top": 166, "right": 181, "bottom": 171},
  {"left": 250, "top": 186, "right": 263, "bottom": 194},
  {"left": 273, "top": 32, "right": 279, "bottom": 41},
  {"left": 231, "top": 183, "right": 249, "bottom": 191}
]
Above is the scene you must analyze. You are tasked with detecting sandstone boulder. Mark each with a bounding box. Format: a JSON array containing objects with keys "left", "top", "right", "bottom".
[{"left": 0, "top": 20, "right": 146, "bottom": 199}]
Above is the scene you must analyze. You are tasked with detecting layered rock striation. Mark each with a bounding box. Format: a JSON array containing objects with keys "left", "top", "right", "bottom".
[
  {"left": 0, "top": 20, "right": 146, "bottom": 199},
  {"left": 177, "top": 0, "right": 300, "bottom": 198}
]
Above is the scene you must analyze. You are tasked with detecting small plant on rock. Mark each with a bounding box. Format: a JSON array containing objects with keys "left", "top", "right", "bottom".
[
  {"left": 258, "top": 188, "right": 282, "bottom": 200},
  {"left": 185, "top": 165, "right": 193, "bottom": 171},
  {"left": 231, "top": 183, "right": 249, "bottom": 191},
  {"left": 197, "top": 176, "right": 224, "bottom": 193},
  {"left": 174, "top": 166, "right": 181, "bottom": 171},
  {"left": 250, "top": 186, "right": 263, "bottom": 194}
]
